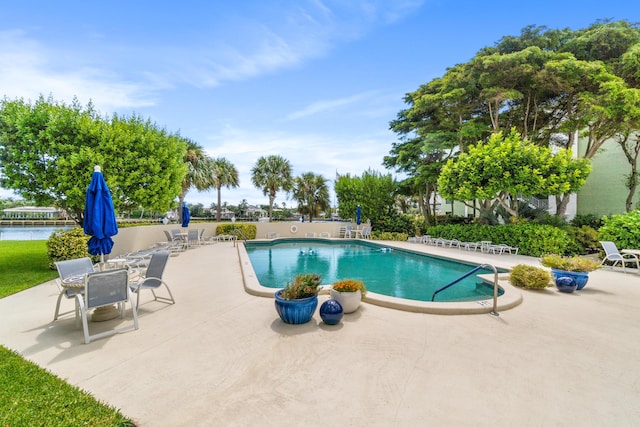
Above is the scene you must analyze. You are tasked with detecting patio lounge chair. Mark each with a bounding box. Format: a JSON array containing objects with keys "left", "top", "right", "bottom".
[
  {"left": 75, "top": 268, "right": 138, "bottom": 344},
  {"left": 129, "top": 251, "right": 175, "bottom": 309},
  {"left": 600, "top": 241, "right": 639, "bottom": 272},
  {"left": 53, "top": 257, "right": 96, "bottom": 321}
]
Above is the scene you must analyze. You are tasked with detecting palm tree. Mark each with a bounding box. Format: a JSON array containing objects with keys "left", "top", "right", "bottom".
[
  {"left": 210, "top": 157, "right": 239, "bottom": 221},
  {"left": 179, "top": 139, "right": 213, "bottom": 219},
  {"left": 292, "top": 172, "right": 330, "bottom": 222},
  {"left": 250, "top": 155, "right": 293, "bottom": 222}
]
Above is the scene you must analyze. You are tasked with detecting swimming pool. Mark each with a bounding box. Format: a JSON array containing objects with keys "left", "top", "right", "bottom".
[{"left": 244, "top": 239, "right": 505, "bottom": 303}]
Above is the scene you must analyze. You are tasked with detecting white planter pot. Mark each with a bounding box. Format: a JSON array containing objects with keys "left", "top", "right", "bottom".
[{"left": 329, "top": 288, "right": 361, "bottom": 313}]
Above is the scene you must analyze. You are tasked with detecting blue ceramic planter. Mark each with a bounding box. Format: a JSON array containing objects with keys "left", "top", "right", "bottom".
[
  {"left": 551, "top": 269, "right": 589, "bottom": 290},
  {"left": 320, "top": 300, "right": 343, "bottom": 325},
  {"left": 274, "top": 290, "right": 318, "bottom": 324}
]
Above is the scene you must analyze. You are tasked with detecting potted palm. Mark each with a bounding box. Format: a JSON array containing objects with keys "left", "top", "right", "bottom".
[
  {"left": 274, "top": 273, "right": 323, "bottom": 324},
  {"left": 330, "top": 279, "right": 367, "bottom": 313},
  {"left": 540, "top": 254, "right": 600, "bottom": 291}
]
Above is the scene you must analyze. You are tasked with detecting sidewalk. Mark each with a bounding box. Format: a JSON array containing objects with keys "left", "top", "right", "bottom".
[{"left": 1, "top": 241, "right": 639, "bottom": 426}]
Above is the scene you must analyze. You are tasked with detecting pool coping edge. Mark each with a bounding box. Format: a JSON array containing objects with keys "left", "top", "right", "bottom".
[{"left": 236, "top": 239, "right": 523, "bottom": 315}]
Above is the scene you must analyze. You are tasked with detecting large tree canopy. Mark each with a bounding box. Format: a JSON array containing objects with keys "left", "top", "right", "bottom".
[
  {"left": 438, "top": 129, "right": 592, "bottom": 219},
  {"left": 388, "top": 19, "right": 640, "bottom": 217},
  {"left": 334, "top": 169, "right": 396, "bottom": 223},
  {"left": 0, "top": 96, "right": 187, "bottom": 225}
]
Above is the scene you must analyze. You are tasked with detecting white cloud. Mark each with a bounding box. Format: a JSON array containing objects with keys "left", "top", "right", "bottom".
[
  {"left": 0, "top": 30, "right": 156, "bottom": 113},
  {"left": 286, "top": 91, "right": 379, "bottom": 120},
  {"left": 0, "top": 1, "right": 425, "bottom": 106},
  {"left": 286, "top": 90, "right": 401, "bottom": 120},
  {"left": 192, "top": 124, "right": 391, "bottom": 206}
]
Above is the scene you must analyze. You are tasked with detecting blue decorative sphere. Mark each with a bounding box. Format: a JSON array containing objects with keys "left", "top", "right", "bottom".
[
  {"left": 555, "top": 276, "right": 578, "bottom": 293},
  {"left": 320, "top": 300, "right": 343, "bottom": 325}
]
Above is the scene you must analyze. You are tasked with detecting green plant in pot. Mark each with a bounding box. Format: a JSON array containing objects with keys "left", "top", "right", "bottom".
[
  {"left": 540, "top": 254, "right": 600, "bottom": 291},
  {"left": 274, "top": 273, "right": 323, "bottom": 324},
  {"left": 330, "top": 279, "right": 367, "bottom": 313}
]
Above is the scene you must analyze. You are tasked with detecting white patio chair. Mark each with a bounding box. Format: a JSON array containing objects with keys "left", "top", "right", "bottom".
[
  {"left": 53, "top": 257, "right": 96, "bottom": 321},
  {"left": 344, "top": 225, "right": 353, "bottom": 238},
  {"left": 600, "top": 241, "right": 639, "bottom": 272},
  {"left": 75, "top": 268, "right": 138, "bottom": 344},
  {"left": 129, "top": 251, "right": 175, "bottom": 308},
  {"left": 187, "top": 229, "right": 200, "bottom": 248}
]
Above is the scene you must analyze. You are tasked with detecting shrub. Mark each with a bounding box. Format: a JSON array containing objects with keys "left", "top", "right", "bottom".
[
  {"left": 599, "top": 210, "right": 640, "bottom": 249},
  {"left": 216, "top": 223, "right": 257, "bottom": 239},
  {"left": 371, "top": 213, "right": 415, "bottom": 235},
  {"left": 571, "top": 214, "right": 603, "bottom": 229},
  {"left": 370, "top": 231, "right": 409, "bottom": 241},
  {"left": 435, "top": 214, "right": 471, "bottom": 225},
  {"left": 565, "top": 226, "right": 600, "bottom": 255},
  {"left": 281, "top": 273, "right": 323, "bottom": 300},
  {"left": 533, "top": 212, "right": 569, "bottom": 228},
  {"left": 46, "top": 228, "right": 97, "bottom": 269},
  {"left": 509, "top": 265, "right": 552, "bottom": 289}
]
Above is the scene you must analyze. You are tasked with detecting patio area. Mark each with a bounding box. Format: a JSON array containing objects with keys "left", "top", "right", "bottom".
[{"left": 1, "top": 240, "right": 639, "bottom": 426}]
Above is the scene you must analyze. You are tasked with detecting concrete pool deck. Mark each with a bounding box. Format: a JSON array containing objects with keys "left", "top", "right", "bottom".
[{"left": 1, "top": 239, "right": 639, "bottom": 426}]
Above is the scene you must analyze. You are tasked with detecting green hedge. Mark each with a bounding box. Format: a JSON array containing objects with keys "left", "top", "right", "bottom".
[
  {"left": 599, "top": 210, "right": 640, "bottom": 249},
  {"left": 216, "top": 223, "right": 257, "bottom": 239},
  {"left": 424, "top": 223, "right": 571, "bottom": 257},
  {"left": 370, "top": 231, "right": 409, "bottom": 241}
]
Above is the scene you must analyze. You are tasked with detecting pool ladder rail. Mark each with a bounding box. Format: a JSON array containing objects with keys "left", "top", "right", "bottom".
[
  {"left": 233, "top": 228, "right": 248, "bottom": 246},
  {"left": 431, "top": 264, "right": 500, "bottom": 316}
]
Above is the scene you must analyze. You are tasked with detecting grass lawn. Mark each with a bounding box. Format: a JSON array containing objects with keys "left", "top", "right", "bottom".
[
  {"left": 0, "top": 240, "right": 134, "bottom": 426},
  {"left": 0, "top": 240, "right": 57, "bottom": 298}
]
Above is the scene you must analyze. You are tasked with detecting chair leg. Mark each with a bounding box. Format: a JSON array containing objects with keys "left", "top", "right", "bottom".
[
  {"left": 53, "top": 290, "right": 65, "bottom": 321},
  {"left": 128, "top": 288, "right": 139, "bottom": 330},
  {"left": 163, "top": 282, "right": 175, "bottom": 304},
  {"left": 75, "top": 295, "right": 91, "bottom": 344}
]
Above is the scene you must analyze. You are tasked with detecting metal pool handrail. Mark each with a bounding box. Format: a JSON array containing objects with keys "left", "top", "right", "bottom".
[
  {"left": 431, "top": 263, "right": 500, "bottom": 316},
  {"left": 233, "top": 228, "right": 248, "bottom": 246}
]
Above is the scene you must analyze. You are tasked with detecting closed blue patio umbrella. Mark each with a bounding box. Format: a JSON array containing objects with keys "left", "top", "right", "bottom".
[
  {"left": 356, "top": 205, "right": 361, "bottom": 226},
  {"left": 181, "top": 202, "right": 190, "bottom": 228},
  {"left": 84, "top": 165, "right": 118, "bottom": 262}
]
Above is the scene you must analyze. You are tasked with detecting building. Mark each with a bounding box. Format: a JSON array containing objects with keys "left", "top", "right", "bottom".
[{"left": 1, "top": 206, "right": 66, "bottom": 219}]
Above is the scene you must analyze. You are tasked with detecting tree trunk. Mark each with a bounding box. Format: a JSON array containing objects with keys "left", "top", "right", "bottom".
[
  {"left": 619, "top": 134, "right": 640, "bottom": 212},
  {"left": 177, "top": 194, "right": 185, "bottom": 222},
  {"left": 555, "top": 194, "right": 571, "bottom": 217},
  {"left": 268, "top": 195, "right": 275, "bottom": 222},
  {"left": 216, "top": 185, "right": 222, "bottom": 221}
]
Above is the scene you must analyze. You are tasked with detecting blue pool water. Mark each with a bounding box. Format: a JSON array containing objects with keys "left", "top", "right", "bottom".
[{"left": 245, "top": 239, "right": 504, "bottom": 302}]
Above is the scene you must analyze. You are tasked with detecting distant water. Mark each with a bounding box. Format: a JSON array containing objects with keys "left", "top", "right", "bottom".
[{"left": 0, "top": 225, "right": 75, "bottom": 241}]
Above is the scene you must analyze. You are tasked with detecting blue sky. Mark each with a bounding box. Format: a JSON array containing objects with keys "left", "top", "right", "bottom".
[{"left": 1, "top": 0, "right": 638, "bottom": 208}]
